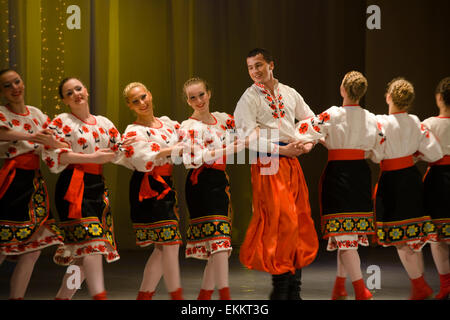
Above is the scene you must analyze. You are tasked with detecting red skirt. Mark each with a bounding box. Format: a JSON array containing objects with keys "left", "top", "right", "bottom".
[{"left": 239, "top": 157, "right": 318, "bottom": 275}]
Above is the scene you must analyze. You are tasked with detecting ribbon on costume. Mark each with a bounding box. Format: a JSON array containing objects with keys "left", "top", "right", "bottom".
[
  {"left": 139, "top": 164, "right": 173, "bottom": 202},
  {"left": 0, "top": 152, "right": 40, "bottom": 198}
]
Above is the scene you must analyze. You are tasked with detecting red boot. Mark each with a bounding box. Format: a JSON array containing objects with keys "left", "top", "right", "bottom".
[
  {"left": 409, "top": 275, "right": 433, "bottom": 300},
  {"left": 352, "top": 279, "right": 372, "bottom": 300},
  {"left": 435, "top": 273, "right": 450, "bottom": 300},
  {"left": 136, "top": 291, "right": 154, "bottom": 300},
  {"left": 331, "top": 276, "right": 348, "bottom": 300},
  {"left": 197, "top": 289, "right": 214, "bottom": 300},
  {"left": 218, "top": 287, "right": 231, "bottom": 300},
  {"left": 93, "top": 291, "right": 107, "bottom": 300},
  {"left": 170, "top": 288, "right": 184, "bottom": 300}
]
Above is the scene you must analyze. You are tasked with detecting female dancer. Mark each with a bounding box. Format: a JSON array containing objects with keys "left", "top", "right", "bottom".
[
  {"left": 374, "top": 78, "right": 443, "bottom": 300},
  {"left": 44, "top": 77, "right": 121, "bottom": 300},
  {"left": 422, "top": 77, "right": 450, "bottom": 299},
  {"left": 297, "top": 71, "right": 383, "bottom": 300},
  {"left": 179, "top": 77, "right": 242, "bottom": 300},
  {"left": 0, "top": 69, "right": 64, "bottom": 299},
  {"left": 116, "top": 82, "right": 184, "bottom": 300}
]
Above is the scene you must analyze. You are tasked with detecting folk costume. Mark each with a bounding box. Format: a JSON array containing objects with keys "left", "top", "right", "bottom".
[
  {"left": 297, "top": 105, "right": 384, "bottom": 300},
  {"left": 422, "top": 116, "right": 450, "bottom": 299},
  {"left": 44, "top": 113, "right": 120, "bottom": 266},
  {"left": 0, "top": 105, "right": 63, "bottom": 257},
  {"left": 234, "top": 80, "right": 319, "bottom": 299},
  {"left": 179, "top": 112, "right": 235, "bottom": 260},
  {"left": 115, "top": 116, "right": 182, "bottom": 247},
  {"left": 374, "top": 112, "right": 442, "bottom": 250}
]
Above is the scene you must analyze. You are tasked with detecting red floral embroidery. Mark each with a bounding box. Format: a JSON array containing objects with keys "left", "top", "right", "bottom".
[
  {"left": 319, "top": 112, "right": 330, "bottom": 122},
  {"left": 126, "top": 131, "right": 137, "bottom": 138},
  {"left": 23, "top": 123, "right": 32, "bottom": 131},
  {"left": 45, "top": 157, "right": 55, "bottom": 168},
  {"left": 52, "top": 118, "right": 63, "bottom": 128},
  {"left": 63, "top": 125, "right": 72, "bottom": 135},
  {"left": 145, "top": 161, "right": 154, "bottom": 170},
  {"left": 99, "top": 127, "right": 105, "bottom": 134},
  {"left": 124, "top": 145, "right": 134, "bottom": 158},
  {"left": 0, "top": 112, "right": 6, "bottom": 121},
  {"left": 110, "top": 144, "right": 119, "bottom": 152},
  {"left": 298, "top": 122, "right": 309, "bottom": 134},
  {"left": 11, "top": 119, "right": 20, "bottom": 126},
  {"left": 81, "top": 126, "right": 89, "bottom": 133},
  {"left": 151, "top": 143, "right": 160, "bottom": 152},
  {"left": 161, "top": 134, "right": 167, "bottom": 141},
  {"left": 92, "top": 131, "right": 99, "bottom": 140},
  {"left": 167, "top": 129, "right": 173, "bottom": 134},
  {"left": 174, "top": 124, "right": 180, "bottom": 130},
  {"left": 33, "top": 118, "right": 39, "bottom": 125},
  {"left": 77, "top": 137, "right": 87, "bottom": 146},
  {"left": 108, "top": 127, "right": 119, "bottom": 138},
  {"left": 313, "top": 125, "right": 320, "bottom": 133},
  {"left": 220, "top": 125, "right": 227, "bottom": 131},
  {"left": 226, "top": 118, "right": 235, "bottom": 129}
]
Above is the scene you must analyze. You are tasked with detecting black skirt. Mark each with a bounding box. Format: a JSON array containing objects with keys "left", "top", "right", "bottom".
[
  {"left": 375, "top": 165, "right": 436, "bottom": 248},
  {"left": 53, "top": 168, "right": 119, "bottom": 265},
  {"left": 424, "top": 165, "right": 450, "bottom": 241},
  {"left": 320, "top": 160, "right": 375, "bottom": 238},
  {"left": 0, "top": 168, "right": 62, "bottom": 255},
  {"left": 184, "top": 167, "right": 232, "bottom": 248},
  {"left": 129, "top": 171, "right": 182, "bottom": 246}
]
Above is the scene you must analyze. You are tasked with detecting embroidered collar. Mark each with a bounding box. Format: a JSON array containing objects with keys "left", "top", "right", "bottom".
[{"left": 253, "top": 81, "right": 285, "bottom": 119}]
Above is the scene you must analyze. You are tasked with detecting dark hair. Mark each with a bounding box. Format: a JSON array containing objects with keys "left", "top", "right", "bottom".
[
  {"left": 58, "top": 77, "right": 79, "bottom": 99},
  {"left": 247, "top": 48, "right": 274, "bottom": 63},
  {"left": 435, "top": 76, "right": 450, "bottom": 107},
  {"left": 0, "top": 68, "right": 15, "bottom": 77}
]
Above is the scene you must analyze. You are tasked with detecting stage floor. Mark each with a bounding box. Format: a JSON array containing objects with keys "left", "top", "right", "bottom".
[{"left": 0, "top": 244, "right": 443, "bottom": 300}]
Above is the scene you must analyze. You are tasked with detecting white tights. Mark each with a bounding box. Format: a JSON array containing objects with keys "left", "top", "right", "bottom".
[{"left": 200, "top": 251, "right": 229, "bottom": 290}]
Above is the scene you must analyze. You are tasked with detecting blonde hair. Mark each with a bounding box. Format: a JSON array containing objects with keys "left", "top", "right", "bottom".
[
  {"left": 386, "top": 78, "right": 415, "bottom": 109},
  {"left": 182, "top": 77, "right": 211, "bottom": 101},
  {"left": 342, "top": 71, "right": 368, "bottom": 102},
  {"left": 123, "top": 82, "right": 148, "bottom": 102}
]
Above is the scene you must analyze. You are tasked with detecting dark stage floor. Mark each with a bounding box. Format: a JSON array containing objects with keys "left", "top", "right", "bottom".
[{"left": 0, "top": 242, "right": 445, "bottom": 301}]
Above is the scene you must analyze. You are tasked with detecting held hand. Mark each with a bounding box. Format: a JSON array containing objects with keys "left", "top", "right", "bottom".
[
  {"left": 278, "top": 141, "right": 304, "bottom": 158},
  {"left": 31, "top": 130, "right": 61, "bottom": 148},
  {"left": 90, "top": 148, "right": 116, "bottom": 164},
  {"left": 299, "top": 142, "right": 314, "bottom": 154}
]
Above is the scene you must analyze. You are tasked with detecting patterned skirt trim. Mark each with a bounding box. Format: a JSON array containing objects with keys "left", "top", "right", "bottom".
[
  {"left": 376, "top": 215, "right": 438, "bottom": 251},
  {"left": 185, "top": 215, "right": 232, "bottom": 260},
  {"left": 321, "top": 212, "right": 375, "bottom": 239},
  {"left": 53, "top": 199, "right": 119, "bottom": 266},
  {"left": 133, "top": 220, "right": 182, "bottom": 247},
  {"left": 326, "top": 234, "right": 370, "bottom": 251},
  {"left": 431, "top": 218, "right": 450, "bottom": 241},
  {"left": 0, "top": 172, "right": 63, "bottom": 255}
]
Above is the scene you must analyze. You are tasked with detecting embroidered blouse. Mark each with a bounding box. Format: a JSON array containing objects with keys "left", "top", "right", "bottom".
[
  {"left": 42, "top": 113, "right": 121, "bottom": 173},
  {"left": 115, "top": 116, "right": 181, "bottom": 172},
  {"left": 422, "top": 116, "right": 450, "bottom": 157},
  {"left": 234, "top": 80, "right": 317, "bottom": 153},
  {"left": 0, "top": 105, "right": 51, "bottom": 159},
  {"left": 178, "top": 111, "right": 236, "bottom": 169},
  {"left": 375, "top": 112, "right": 442, "bottom": 163},
  {"left": 296, "top": 105, "right": 386, "bottom": 163}
]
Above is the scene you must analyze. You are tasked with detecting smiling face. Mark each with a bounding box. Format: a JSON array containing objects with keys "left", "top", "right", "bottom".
[
  {"left": 246, "top": 53, "right": 274, "bottom": 86},
  {"left": 0, "top": 70, "right": 25, "bottom": 105},
  {"left": 185, "top": 82, "right": 211, "bottom": 114},
  {"left": 126, "top": 85, "right": 153, "bottom": 117},
  {"left": 61, "top": 78, "right": 89, "bottom": 109}
]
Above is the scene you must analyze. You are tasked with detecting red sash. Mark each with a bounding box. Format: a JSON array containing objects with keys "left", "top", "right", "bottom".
[
  {"left": 139, "top": 164, "right": 173, "bottom": 202},
  {"left": 64, "top": 164, "right": 103, "bottom": 219},
  {"left": 328, "top": 149, "right": 365, "bottom": 161},
  {"left": 0, "top": 152, "right": 40, "bottom": 198},
  {"left": 190, "top": 163, "right": 226, "bottom": 186},
  {"left": 380, "top": 155, "right": 414, "bottom": 172},
  {"left": 430, "top": 155, "right": 450, "bottom": 166}
]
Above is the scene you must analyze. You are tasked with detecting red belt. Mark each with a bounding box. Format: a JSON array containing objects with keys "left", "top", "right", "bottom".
[
  {"left": 328, "top": 149, "right": 365, "bottom": 161},
  {"left": 430, "top": 155, "right": 450, "bottom": 166},
  {"left": 380, "top": 155, "right": 414, "bottom": 172},
  {"left": 190, "top": 163, "right": 226, "bottom": 185},
  {"left": 139, "top": 164, "right": 173, "bottom": 202},
  {"left": 64, "top": 163, "right": 103, "bottom": 219},
  {"left": 0, "top": 152, "right": 40, "bottom": 198}
]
